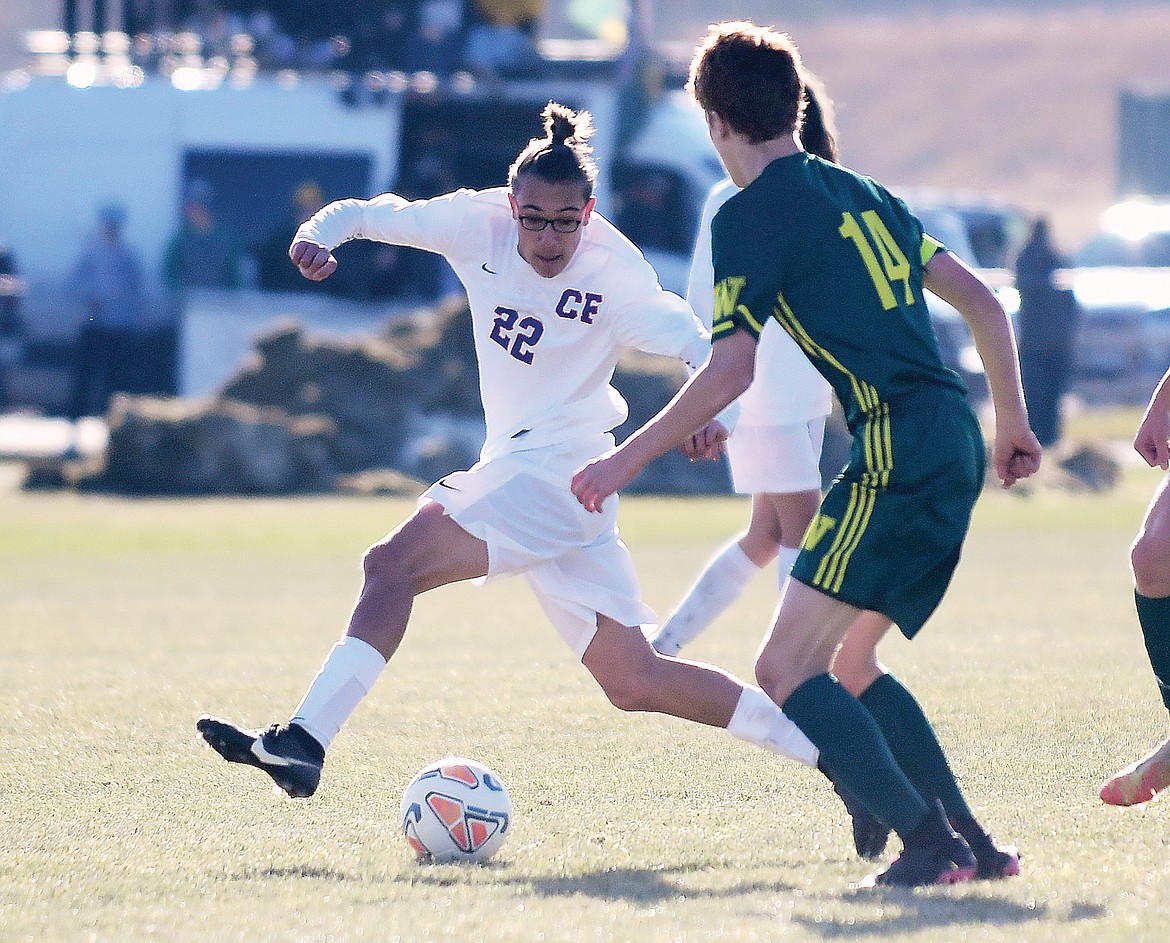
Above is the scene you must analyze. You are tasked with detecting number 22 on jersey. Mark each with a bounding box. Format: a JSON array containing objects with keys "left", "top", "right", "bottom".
[{"left": 838, "top": 210, "right": 913, "bottom": 311}]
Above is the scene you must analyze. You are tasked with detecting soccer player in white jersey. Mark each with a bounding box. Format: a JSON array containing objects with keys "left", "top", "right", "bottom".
[{"left": 196, "top": 102, "right": 822, "bottom": 801}]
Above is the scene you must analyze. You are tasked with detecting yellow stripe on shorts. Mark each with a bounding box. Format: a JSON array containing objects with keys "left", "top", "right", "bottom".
[
  {"left": 813, "top": 480, "right": 878, "bottom": 593},
  {"left": 772, "top": 292, "right": 893, "bottom": 490}
]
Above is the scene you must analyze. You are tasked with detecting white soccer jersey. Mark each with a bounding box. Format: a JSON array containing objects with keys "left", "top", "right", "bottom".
[
  {"left": 688, "top": 179, "right": 833, "bottom": 427},
  {"left": 298, "top": 187, "right": 712, "bottom": 460}
]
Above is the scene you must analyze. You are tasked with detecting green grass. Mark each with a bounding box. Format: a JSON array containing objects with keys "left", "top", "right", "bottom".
[{"left": 2, "top": 461, "right": 1169, "bottom": 942}]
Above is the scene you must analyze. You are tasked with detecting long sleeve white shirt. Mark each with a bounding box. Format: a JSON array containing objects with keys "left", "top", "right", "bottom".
[
  {"left": 688, "top": 178, "right": 832, "bottom": 426},
  {"left": 298, "top": 187, "right": 716, "bottom": 460}
]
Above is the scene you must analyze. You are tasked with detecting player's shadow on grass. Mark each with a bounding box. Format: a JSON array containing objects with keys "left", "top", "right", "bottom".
[
  {"left": 794, "top": 893, "right": 1106, "bottom": 938},
  {"left": 236, "top": 866, "right": 355, "bottom": 882},
  {"left": 407, "top": 863, "right": 798, "bottom": 903}
]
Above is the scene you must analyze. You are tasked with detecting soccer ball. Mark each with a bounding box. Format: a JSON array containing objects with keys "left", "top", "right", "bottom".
[{"left": 400, "top": 757, "right": 512, "bottom": 863}]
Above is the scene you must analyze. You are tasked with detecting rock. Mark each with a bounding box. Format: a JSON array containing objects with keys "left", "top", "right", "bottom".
[
  {"left": 74, "top": 394, "right": 338, "bottom": 494},
  {"left": 1057, "top": 443, "right": 1121, "bottom": 492}
]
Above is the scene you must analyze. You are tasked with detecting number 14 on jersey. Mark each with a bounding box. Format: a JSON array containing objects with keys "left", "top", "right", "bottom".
[{"left": 838, "top": 210, "right": 914, "bottom": 310}]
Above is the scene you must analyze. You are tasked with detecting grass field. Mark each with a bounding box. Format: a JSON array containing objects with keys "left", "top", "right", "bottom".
[{"left": 2, "top": 454, "right": 1169, "bottom": 942}]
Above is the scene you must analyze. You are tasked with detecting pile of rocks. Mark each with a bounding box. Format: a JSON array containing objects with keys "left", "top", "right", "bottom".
[{"left": 47, "top": 299, "right": 733, "bottom": 496}]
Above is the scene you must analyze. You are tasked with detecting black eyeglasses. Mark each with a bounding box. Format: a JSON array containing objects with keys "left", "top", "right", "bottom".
[{"left": 518, "top": 215, "right": 583, "bottom": 233}]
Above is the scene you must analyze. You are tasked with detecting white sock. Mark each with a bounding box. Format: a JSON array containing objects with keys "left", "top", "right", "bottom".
[
  {"left": 650, "top": 540, "right": 761, "bottom": 656},
  {"left": 776, "top": 544, "right": 800, "bottom": 589},
  {"left": 290, "top": 636, "right": 386, "bottom": 751},
  {"left": 727, "top": 685, "right": 819, "bottom": 767}
]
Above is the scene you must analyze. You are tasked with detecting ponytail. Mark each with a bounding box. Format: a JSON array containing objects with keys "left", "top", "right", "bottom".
[
  {"left": 799, "top": 71, "right": 839, "bottom": 163},
  {"left": 509, "top": 101, "right": 599, "bottom": 198}
]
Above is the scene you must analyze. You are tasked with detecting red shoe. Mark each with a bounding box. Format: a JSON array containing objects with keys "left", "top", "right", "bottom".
[{"left": 1100, "top": 737, "right": 1170, "bottom": 807}]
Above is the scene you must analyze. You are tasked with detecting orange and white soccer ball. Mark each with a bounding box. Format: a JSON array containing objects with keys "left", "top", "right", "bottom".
[{"left": 400, "top": 757, "right": 512, "bottom": 863}]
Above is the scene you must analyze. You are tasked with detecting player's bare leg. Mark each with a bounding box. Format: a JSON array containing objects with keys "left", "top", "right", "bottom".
[
  {"left": 583, "top": 614, "right": 818, "bottom": 765},
  {"left": 1102, "top": 476, "right": 1170, "bottom": 806},
  {"left": 345, "top": 500, "right": 490, "bottom": 658},
  {"left": 650, "top": 488, "right": 818, "bottom": 656},
  {"left": 198, "top": 501, "right": 489, "bottom": 796}
]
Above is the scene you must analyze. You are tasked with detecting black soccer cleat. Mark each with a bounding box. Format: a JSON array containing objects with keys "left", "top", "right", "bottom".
[
  {"left": 196, "top": 715, "right": 324, "bottom": 798},
  {"left": 949, "top": 816, "right": 1022, "bottom": 879},
  {"left": 972, "top": 845, "right": 1022, "bottom": 880},
  {"left": 863, "top": 802, "right": 977, "bottom": 888},
  {"left": 819, "top": 761, "right": 891, "bottom": 860}
]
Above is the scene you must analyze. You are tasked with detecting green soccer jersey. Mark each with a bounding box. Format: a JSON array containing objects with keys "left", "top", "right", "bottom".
[{"left": 710, "top": 152, "right": 967, "bottom": 437}]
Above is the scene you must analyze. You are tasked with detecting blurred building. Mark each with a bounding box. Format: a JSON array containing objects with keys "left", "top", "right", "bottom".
[{"left": 1118, "top": 87, "right": 1170, "bottom": 199}]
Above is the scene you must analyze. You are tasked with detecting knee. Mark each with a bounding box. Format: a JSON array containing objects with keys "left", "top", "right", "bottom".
[
  {"left": 754, "top": 656, "right": 800, "bottom": 707},
  {"left": 361, "top": 539, "right": 415, "bottom": 591},
  {"left": 1132, "top": 533, "right": 1170, "bottom": 598},
  {"left": 830, "top": 646, "right": 880, "bottom": 698},
  {"left": 593, "top": 659, "right": 658, "bottom": 713}
]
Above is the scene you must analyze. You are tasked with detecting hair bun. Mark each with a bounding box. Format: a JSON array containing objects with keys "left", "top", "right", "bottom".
[{"left": 541, "top": 101, "right": 594, "bottom": 149}]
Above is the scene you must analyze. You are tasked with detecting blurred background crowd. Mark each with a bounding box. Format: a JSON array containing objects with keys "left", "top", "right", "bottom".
[{"left": 0, "top": 0, "right": 1167, "bottom": 477}]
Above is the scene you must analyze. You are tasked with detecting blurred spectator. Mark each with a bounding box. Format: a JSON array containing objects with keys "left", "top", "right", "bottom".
[
  {"left": 163, "top": 179, "right": 245, "bottom": 291},
  {"left": 63, "top": 0, "right": 108, "bottom": 44},
  {"left": 66, "top": 203, "right": 150, "bottom": 419},
  {"left": 243, "top": 8, "right": 298, "bottom": 69},
  {"left": 0, "top": 244, "right": 25, "bottom": 411},
  {"left": 1014, "top": 215, "right": 1080, "bottom": 448},
  {"left": 252, "top": 180, "right": 328, "bottom": 292},
  {"left": 402, "top": 0, "right": 465, "bottom": 77},
  {"left": 464, "top": 0, "right": 544, "bottom": 79},
  {"left": 396, "top": 145, "right": 464, "bottom": 302},
  {"left": 336, "top": 2, "right": 413, "bottom": 106}
]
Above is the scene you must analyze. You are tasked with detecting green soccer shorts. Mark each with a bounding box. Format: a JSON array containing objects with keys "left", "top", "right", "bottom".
[{"left": 791, "top": 391, "right": 986, "bottom": 638}]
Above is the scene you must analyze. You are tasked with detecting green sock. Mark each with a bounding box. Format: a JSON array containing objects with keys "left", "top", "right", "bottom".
[
  {"left": 782, "top": 673, "right": 928, "bottom": 837},
  {"left": 858, "top": 672, "right": 973, "bottom": 821},
  {"left": 1135, "top": 592, "right": 1170, "bottom": 712}
]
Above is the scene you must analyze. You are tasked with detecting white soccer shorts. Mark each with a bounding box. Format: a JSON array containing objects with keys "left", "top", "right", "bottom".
[
  {"left": 726, "top": 417, "right": 826, "bottom": 495},
  {"left": 421, "top": 434, "right": 655, "bottom": 659}
]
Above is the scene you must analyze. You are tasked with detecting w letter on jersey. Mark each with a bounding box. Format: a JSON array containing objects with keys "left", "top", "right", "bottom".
[
  {"left": 713, "top": 276, "right": 746, "bottom": 325},
  {"left": 802, "top": 513, "right": 837, "bottom": 552}
]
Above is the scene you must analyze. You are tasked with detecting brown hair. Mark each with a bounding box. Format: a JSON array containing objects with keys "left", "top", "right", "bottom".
[
  {"left": 688, "top": 21, "right": 805, "bottom": 145},
  {"left": 800, "top": 71, "right": 839, "bottom": 163},
  {"left": 508, "top": 101, "right": 598, "bottom": 198}
]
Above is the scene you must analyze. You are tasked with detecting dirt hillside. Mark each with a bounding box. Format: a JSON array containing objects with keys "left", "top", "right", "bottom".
[{"left": 658, "top": 4, "right": 1170, "bottom": 249}]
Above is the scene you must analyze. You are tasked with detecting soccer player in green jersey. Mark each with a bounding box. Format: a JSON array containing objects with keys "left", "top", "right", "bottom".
[{"left": 572, "top": 21, "right": 1043, "bottom": 887}]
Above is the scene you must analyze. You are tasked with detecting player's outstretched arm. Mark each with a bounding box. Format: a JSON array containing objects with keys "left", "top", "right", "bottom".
[
  {"left": 289, "top": 239, "right": 338, "bottom": 281},
  {"left": 572, "top": 330, "right": 757, "bottom": 512},
  {"left": 924, "top": 250, "right": 1041, "bottom": 488},
  {"left": 1135, "top": 367, "right": 1170, "bottom": 469}
]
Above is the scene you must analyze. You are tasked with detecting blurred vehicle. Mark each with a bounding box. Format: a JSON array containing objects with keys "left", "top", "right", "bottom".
[
  {"left": 1068, "top": 199, "right": 1170, "bottom": 392},
  {"left": 899, "top": 186, "right": 1030, "bottom": 271},
  {"left": 896, "top": 189, "right": 1032, "bottom": 401},
  {"left": 1076, "top": 199, "right": 1170, "bottom": 267}
]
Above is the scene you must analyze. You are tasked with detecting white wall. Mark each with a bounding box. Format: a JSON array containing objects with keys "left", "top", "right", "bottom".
[{"left": 0, "top": 75, "right": 398, "bottom": 286}]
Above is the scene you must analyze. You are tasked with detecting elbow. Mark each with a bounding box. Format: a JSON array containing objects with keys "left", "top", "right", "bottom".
[{"left": 710, "top": 361, "right": 752, "bottom": 408}]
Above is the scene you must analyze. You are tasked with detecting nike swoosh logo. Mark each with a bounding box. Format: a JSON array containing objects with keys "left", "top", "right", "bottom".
[
  {"left": 481, "top": 262, "right": 498, "bottom": 274},
  {"left": 251, "top": 738, "right": 311, "bottom": 769}
]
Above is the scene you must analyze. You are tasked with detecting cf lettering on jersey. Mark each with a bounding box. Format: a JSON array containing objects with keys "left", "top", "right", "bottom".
[
  {"left": 555, "top": 288, "right": 602, "bottom": 324},
  {"left": 802, "top": 514, "right": 837, "bottom": 552},
  {"left": 713, "top": 276, "right": 747, "bottom": 324}
]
